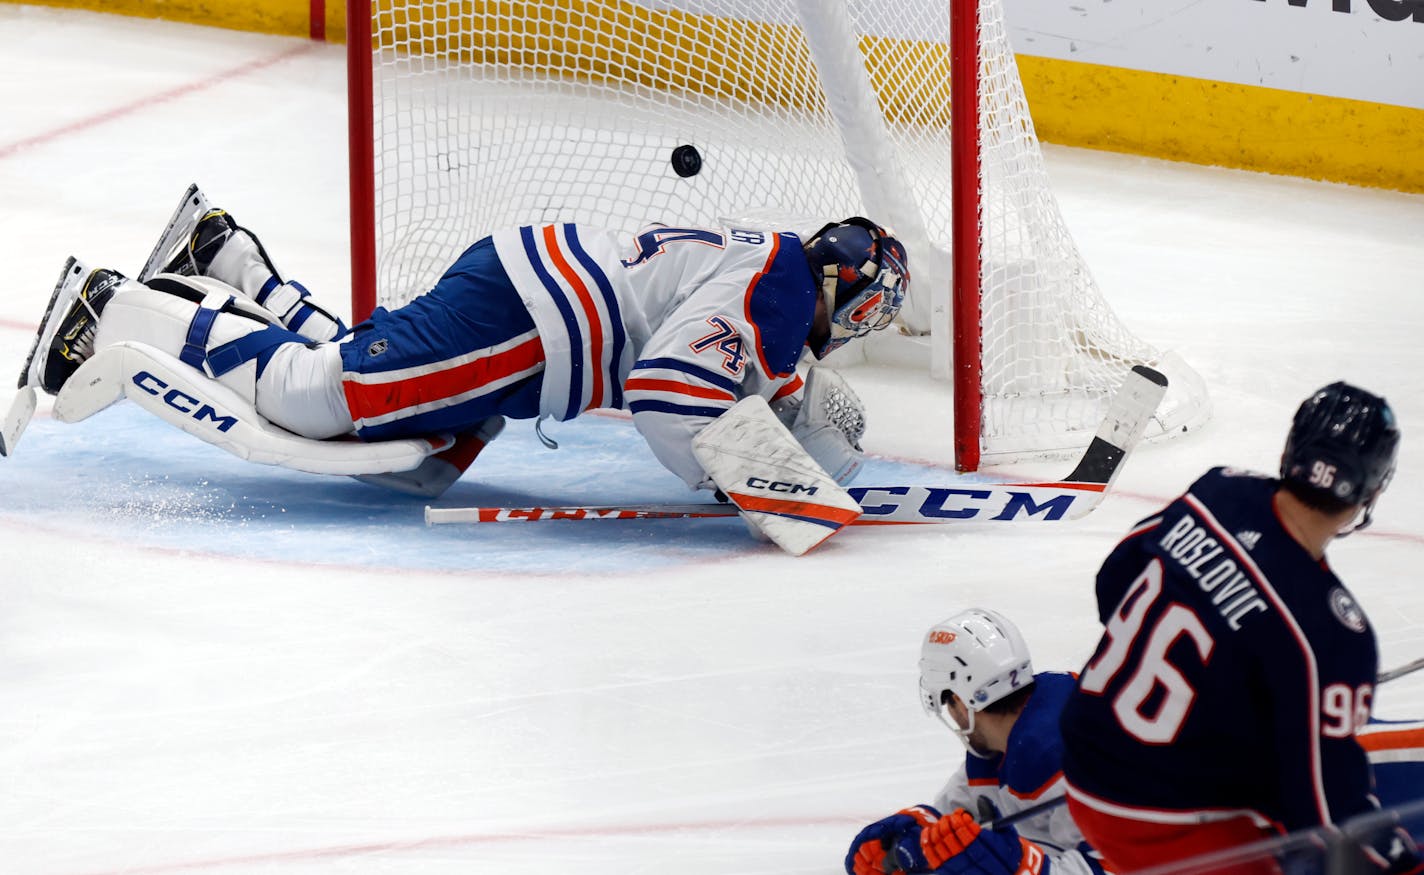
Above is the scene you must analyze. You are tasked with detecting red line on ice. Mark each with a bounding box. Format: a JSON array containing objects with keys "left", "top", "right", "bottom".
[
  {"left": 63, "top": 815, "right": 861, "bottom": 875},
  {"left": 0, "top": 43, "right": 319, "bottom": 161}
]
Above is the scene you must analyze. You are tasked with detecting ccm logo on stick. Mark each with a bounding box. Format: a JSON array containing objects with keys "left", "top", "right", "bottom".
[
  {"left": 849, "top": 486, "right": 1078, "bottom": 521},
  {"left": 745, "top": 477, "right": 819, "bottom": 495},
  {"left": 131, "top": 371, "right": 238, "bottom": 433}
]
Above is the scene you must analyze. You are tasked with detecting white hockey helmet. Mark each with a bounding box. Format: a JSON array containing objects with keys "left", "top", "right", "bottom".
[{"left": 918, "top": 608, "right": 1034, "bottom": 740}]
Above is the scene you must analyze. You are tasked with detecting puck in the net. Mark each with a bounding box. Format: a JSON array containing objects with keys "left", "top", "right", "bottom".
[{"left": 671, "top": 144, "right": 703, "bottom": 178}]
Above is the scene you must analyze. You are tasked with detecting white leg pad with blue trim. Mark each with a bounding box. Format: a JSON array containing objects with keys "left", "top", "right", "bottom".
[
  {"left": 692, "top": 395, "right": 861, "bottom": 556},
  {"left": 54, "top": 342, "right": 453, "bottom": 475}
]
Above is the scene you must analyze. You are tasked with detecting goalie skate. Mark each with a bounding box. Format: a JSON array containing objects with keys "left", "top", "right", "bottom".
[
  {"left": 139, "top": 183, "right": 217, "bottom": 281},
  {"left": 20, "top": 256, "right": 126, "bottom": 395}
]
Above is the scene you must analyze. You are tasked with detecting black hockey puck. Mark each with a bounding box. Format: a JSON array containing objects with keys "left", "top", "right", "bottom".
[{"left": 671, "top": 144, "right": 702, "bottom": 178}]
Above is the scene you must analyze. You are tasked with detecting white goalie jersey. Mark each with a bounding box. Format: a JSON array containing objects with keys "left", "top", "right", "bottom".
[{"left": 492, "top": 223, "right": 816, "bottom": 488}]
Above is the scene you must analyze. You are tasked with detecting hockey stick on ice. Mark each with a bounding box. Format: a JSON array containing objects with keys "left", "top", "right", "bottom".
[
  {"left": 1378, "top": 656, "right": 1424, "bottom": 685},
  {"left": 426, "top": 365, "right": 1169, "bottom": 527}
]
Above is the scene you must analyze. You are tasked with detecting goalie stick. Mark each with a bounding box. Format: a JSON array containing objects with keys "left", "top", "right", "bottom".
[{"left": 427, "top": 365, "right": 1168, "bottom": 527}]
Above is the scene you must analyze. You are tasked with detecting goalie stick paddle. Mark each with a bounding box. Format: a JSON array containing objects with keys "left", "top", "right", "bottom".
[{"left": 427, "top": 365, "right": 1168, "bottom": 527}]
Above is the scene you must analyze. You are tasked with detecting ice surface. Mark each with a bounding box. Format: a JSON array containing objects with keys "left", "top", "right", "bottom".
[{"left": 0, "top": 6, "right": 1421, "bottom": 873}]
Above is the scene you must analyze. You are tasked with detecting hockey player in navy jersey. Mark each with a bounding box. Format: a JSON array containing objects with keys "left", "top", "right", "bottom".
[
  {"left": 1059, "top": 382, "right": 1417, "bottom": 873},
  {"left": 846, "top": 609, "right": 1107, "bottom": 875},
  {"left": 18, "top": 186, "right": 907, "bottom": 515}
]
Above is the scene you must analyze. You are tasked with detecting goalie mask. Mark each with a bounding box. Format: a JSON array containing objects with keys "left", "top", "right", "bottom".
[
  {"left": 918, "top": 608, "right": 1033, "bottom": 747},
  {"left": 803, "top": 218, "right": 909, "bottom": 359},
  {"left": 1281, "top": 381, "right": 1399, "bottom": 534}
]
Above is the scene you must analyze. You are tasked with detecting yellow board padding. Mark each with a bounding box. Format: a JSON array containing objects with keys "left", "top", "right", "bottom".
[
  {"left": 18, "top": 0, "right": 348, "bottom": 40},
  {"left": 370, "top": 0, "right": 951, "bottom": 127},
  {"left": 10, "top": 0, "right": 1422, "bottom": 193},
  {"left": 1018, "top": 55, "right": 1424, "bottom": 194}
]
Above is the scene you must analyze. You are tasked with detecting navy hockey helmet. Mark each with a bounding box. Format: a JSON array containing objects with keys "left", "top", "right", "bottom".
[
  {"left": 1280, "top": 381, "right": 1399, "bottom": 528},
  {"left": 803, "top": 218, "right": 909, "bottom": 359}
]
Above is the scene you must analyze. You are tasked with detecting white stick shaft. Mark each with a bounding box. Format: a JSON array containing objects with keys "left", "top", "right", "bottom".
[
  {"left": 425, "top": 505, "right": 738, "bottom": 524},
  {"left": 426, "top": 481, "right": 1107, "bottom": 526},
  {"left": 1379, "top": 656, "right": 1424, "bottom": 685}
]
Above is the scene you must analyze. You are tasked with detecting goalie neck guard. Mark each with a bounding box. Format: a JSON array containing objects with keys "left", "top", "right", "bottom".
[
  {"left": 802, "top": 218, "right": 908, "bottom": 359},
  {"left": 918, "top": 608, "right": 1033, "bottom": 745},
  {"left": 1281, "top": 381, "right": 1399, "bottom": 532}
]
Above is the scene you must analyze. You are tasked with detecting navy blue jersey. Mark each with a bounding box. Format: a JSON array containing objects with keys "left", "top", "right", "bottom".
[{"left": 1061, "top": 467, "right": 1380, "bottom": 833}]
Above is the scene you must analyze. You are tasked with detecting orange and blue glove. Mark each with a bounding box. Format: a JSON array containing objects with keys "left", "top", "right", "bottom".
[
  {"left": 896, "top": 808, "right": 1050, "bottom": 875},
  {"left": 845, "top": 805, "right": 942, "bottom": 875}
]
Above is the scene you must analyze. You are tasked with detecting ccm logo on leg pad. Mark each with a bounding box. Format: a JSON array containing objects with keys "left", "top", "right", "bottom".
[
  {"left": 745, "top": 477, "right": 819, "bottom": 495},
  {"left": 132, "top": 371, "right": 238, "bottom": 433}
]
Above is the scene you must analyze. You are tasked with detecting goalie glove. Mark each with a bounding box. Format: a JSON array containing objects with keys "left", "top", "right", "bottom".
[
  {"left": 897, "top": 809, "right": 1050, "bottom": 875},
  {"left": 787, "top": 366, "right": 866, "bottom": 485},
  {"left": 845, "top": 806, "right": 941, "bottom": 875}
]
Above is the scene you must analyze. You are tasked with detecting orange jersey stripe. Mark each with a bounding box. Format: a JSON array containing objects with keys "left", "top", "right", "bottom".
[
  {"left": 343, "top": 335, "right": 544, "bottom": 421},
  {"left": 624, "top": 377, "right": 736, "bottom": 402},
  {"left": 772, "top": 374, "right": 804, "bottom": 401},
  {"left": 1358, "top": 726, "right": 1424, "bottom": 752},
  {"left": 542, "top": 224, "right": 606, "bottom": 410}
]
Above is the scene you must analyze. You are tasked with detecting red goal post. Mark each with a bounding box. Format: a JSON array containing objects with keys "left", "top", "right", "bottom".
[{"left": 346, "top": 0, "right": 1209, "bottom": 471}]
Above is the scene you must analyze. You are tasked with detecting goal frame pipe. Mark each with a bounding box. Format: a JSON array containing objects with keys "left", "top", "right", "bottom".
[
  {"left": 346, "top": 0, "right": 377, "bottom": 323},
  {"left": 344, "top": 0, "right": 988, "bottom": 469},
  {"left": 951, "top": 0, "right": 984, "bottom": 473}
]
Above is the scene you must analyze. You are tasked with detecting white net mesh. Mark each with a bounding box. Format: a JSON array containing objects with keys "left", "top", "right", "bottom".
[{"left": 365, "top": 0, "right": 1209, "bottom": 462}]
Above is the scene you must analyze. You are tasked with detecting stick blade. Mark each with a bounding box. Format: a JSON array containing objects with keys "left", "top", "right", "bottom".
[
  {"left": 0, "top": 386, "right": 37, "bottom": 457},
  {"left": 1063, "top": 365, "right": 1168, "bottom": 487}
]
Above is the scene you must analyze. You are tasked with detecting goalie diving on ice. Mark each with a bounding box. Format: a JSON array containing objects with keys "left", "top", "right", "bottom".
[{"left": 3, "top": 184, "right": 913, "bottom": 553}]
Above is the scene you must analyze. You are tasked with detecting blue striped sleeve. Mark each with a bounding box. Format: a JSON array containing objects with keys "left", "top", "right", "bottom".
[
  {"left": 633, "top": 357, "right": 740, "bottom": 394},
  {"left": 628, "top": 399, "right": 730, "bottom": 419},
  {"left": 521, "top": 225, "right": 584, "bottom": 419}
]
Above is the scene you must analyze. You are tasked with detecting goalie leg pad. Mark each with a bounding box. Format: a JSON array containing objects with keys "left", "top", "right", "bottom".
[
  {"left": 353, "top": 415, "right": 506, "bottom": 498},
  {"left": 58, "top": 341, "right": 452, "bottom": 476},
  {"left": 692, "top": 395, "right": 861, "bottom": 556}
]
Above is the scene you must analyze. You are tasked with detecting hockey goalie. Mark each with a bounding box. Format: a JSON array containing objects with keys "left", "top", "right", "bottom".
[{"left": 5, "top": 185, "right": 908, "bottom": 555}]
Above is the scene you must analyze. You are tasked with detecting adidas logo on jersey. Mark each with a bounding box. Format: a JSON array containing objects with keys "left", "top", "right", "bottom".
[{"left": 1235, "top": 530, "right": 1262, "bottom": 550}]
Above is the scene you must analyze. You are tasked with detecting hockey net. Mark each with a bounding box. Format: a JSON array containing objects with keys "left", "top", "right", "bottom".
[{"left": 347, "top": 0, "right": 1210, "bottom": 469}]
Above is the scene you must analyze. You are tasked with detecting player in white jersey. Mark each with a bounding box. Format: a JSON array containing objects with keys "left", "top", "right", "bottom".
[
  {"left": 845, "top": 609, "right": 1107, "bottom": 875},
  {"left": 19, "top": 186, "right": 908, "bottom": 503}
]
